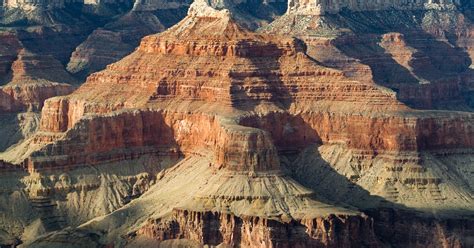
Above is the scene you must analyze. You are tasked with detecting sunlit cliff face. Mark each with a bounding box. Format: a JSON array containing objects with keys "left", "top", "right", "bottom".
[{"left": 0, "top": 0, "right": 473, "bottom": 247}]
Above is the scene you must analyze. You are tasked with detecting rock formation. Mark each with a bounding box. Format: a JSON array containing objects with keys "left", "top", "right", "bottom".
[
  {"left": 66, "top": 3, "right": 190, "bottom": 78},
  {"left": 287, "top": 0, "right": 461, "bottom": 16},
  {"left": 0, "top": 0, "right": 286, "bottom": 111},
  {"left": 0, "top": 49, "right": 76, "bottom": 112},
  {"left": 0, "top": 0, "right": 473, "bottom": 247},
  {"left": 66, "top": 0, "right": 286, "bottom": 77},
  {"left": 264, "top": 0, "right": 474, "bottom": 110}
]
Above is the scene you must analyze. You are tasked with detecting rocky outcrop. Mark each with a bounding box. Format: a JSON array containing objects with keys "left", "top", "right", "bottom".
[
  {"left": 136, "top": 209, "right": 380, "bottom": 247},
  {"left": 131, "top": 0, "right": 191, "bottom": 12},
  {"left": 27, "top": 109, "right": 279, "bottom": 173},
  {"left": 184, "top": 0, "right": 286, "bottom": 29},
  {"left": 67, "top": 29, "right": 135, "bottom": 78},
  {"left": 287, "top": 0, "right": 461, "bottom": 15},
  {"left": 0, "top": 28, "right": 87, "bottom": 113},
  {"left": 332, "top": 32, "right": 472, "bottom": 110},
  {"left": 8, "top": 49, "right": 75, "bottom": 82},
  {"left": 241, "top": 111, "right": 474, "bottom": 154},
  {"left": 23, "top": 0, "right": 471, "bottom": 208},
  {"left": 0, "top": 32, "right": 22, "bottom": 83},
  {"left": 66, "top": 0, "right": 286, "bottom": 77},
  {"left": 0, "top": 50, "right": 75, "bottom": 112},
  {"left": 66, "top": 4, "right": 191, "bottom": 77},
  {"left": 264, "top": 0, "right": 474, "bottom": 111},
  {"left": 1, "top": 83, "right": 74, "bottom": 112},
  {"left": 0, "top": 0, "right": 473, "bottom": 247},
  {"left": 39, "top": 7, "right": 402, "bottom": 134}
]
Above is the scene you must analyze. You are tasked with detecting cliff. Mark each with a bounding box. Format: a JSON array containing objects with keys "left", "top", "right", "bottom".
[
  {"left": 287, "top": 0, "right": 461, "bottom": 15},
  {"left": 264, "top": 0, "right": 474, "bottom": 110},
  {"left": 0, "top": 49, "right": 75, "bottom": 112},
  {"left": 0, "top": 0, "right": 473, "bottom": 247},
  {"left": 136, "top": 209, "right": 379, "bottom": 247}
]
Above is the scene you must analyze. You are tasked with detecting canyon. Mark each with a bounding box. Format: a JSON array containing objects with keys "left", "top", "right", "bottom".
[{"left": 0, "top": 0, "right": 472, "bottom": 247}]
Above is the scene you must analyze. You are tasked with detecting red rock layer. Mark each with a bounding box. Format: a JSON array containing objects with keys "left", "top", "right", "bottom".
[
  {"left": 31, "top": 110, "right": 280, "bottom": 172},
  {"left": 33, "top": 103, "right": 474, "bottom": 175},
  {"left": 241, "top": 111, "right": 474, "bottom": 155},
  {"left": 39, "top": 14, "right": 402, "bottom": 131},
  {"left": 0, "top": 50, "right": 75, "bottom": 112},
  {"left": 9, "top": 50, "right": 75, "bottom": 83},
  {"left": 33, "top": 10, "right": 474, "bottom": 173},
  {"left": 331, "top": 32, "right": 471, "bottom": 110},
  {"left": 1, "top": 83, "right": 74, "bottom": 112},
  {"left": 0, "top": 27, "right": 90, "bottom": 113},
  {"left": 269, "top": 12, "right": 474, "bottom": 111},
  {"left": 9, "top": 4, "right": 473, "bottom": 248},
  {"left": 136, "top": 208, "right": 380, "bottom": 247}
]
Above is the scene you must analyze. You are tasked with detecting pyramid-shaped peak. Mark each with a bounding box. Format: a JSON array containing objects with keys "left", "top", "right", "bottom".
[{"left": 142, "top": 0, "right": 301, "bottom": 48}]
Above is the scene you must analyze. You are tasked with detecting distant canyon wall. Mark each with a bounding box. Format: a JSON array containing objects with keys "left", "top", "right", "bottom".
[
  {"left": 8, "top": 0, "right": 462, "bottom": 14},
  {"left": 0, "top": 0, "right": 190, "bottom": 11},
  {"left": 288, "top": 0, "right": 462, "bottom": 15}
]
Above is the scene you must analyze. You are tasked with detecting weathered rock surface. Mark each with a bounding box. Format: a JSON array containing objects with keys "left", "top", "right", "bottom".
[
  {"left": 288, "top": 0, "right": 461, "bottom": 16},
  {"left": 0, "top": 0, "right": 473, "bottom": 247},
  {"left": 0, "top": 0, "right": 287, "bottom": 113},
  {"left": 66, "top": 4, "right": 191, "bottom": 78},
  {"left": 0, "top": 0, "right": 195, "bottom": 113},
  {"left": 136, "top": 209, "right": 379, "bottom": 247},
  {"left": 0, "top": 49, "right": 75, "bottom": 112},
  {"left": 0, "top": 26, "right": 90, "bottom": 115},
  {"left": 263, "top": 1, "right": 474, "bottom": 110},
  {"left": 66, "top": 0, "right": 287, "bottom": 77},
  {"left": 66, "top": 29, "right": 136, "bottom": 78}
]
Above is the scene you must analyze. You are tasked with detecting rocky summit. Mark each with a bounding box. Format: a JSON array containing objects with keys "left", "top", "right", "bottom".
[{"left": 0, "top": 0, "right": 473, "bottom": 247}]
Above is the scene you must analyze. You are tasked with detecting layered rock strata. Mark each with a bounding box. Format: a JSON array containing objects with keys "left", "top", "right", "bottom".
[
  {"left": 1, "top": 0, "right": 473, "bottom": 247},
  {"left": 136, "top": 209, "right": 379, "bottom": 247},
  {"left": 66, "top": 0, "right": 286, "bottom": 77},
  {"left": 263, "top": 0, "right": 474, "bottom": 110},
  {"left": 0, "top": 0, "right": 192, "bottom": 117},
  {"left": 288, "top": 0, "right": 461, "bottom": 16},
  {"left": 66, "top": 2, "right": 191, "bottom": 77},
  {"left": 0, "top": 49, "right": 75, "bottom": 112}
]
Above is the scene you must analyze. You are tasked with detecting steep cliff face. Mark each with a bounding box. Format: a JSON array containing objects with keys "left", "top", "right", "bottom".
[
  {"left": 1, "top": 0, "right": 473, "bottom": 247},
  {"left": 287, "top": 0, "right": 461, "bottom": 16},
  {"left": 0, "top": 49, "right": 75, "bottom": 112},
  {"left": 0, "top": 0, "right": 195, "bottom": 112},
  {"left": 136, "top": 209, "right": 379, "bottom": 247},
  {"left": 66, "top": 1, "right": 191, "bottom": 77},
  {"left": 65, "top": 0, "right": 288, "bottom": 78},
  {"left": 66, "top": 29, "right": 136, "bottom": 78},
  {"left": 256, "top": 0, "right": 474, "bottom": 214},
  {"left": 264, "top": 0, "right": 474, "bottom": 111},
  {"left": 39, "top": 3, "right": 403, "bottom": 135}
]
